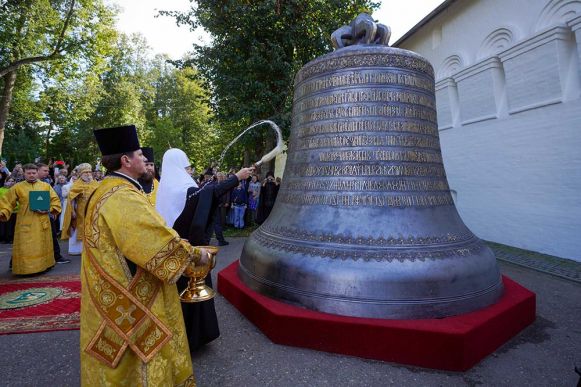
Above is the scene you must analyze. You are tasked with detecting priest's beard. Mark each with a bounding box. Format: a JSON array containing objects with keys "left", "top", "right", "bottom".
[{"left": 141, "top": 171, "right": 154, "bottom": 183}]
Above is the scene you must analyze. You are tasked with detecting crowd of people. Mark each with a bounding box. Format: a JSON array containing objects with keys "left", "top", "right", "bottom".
[
  {"left": 0, "top": 155, "right": 281, "bottom": 258},
  {"left": 195, "top": 167, "right": 281, "bottom": 246}
]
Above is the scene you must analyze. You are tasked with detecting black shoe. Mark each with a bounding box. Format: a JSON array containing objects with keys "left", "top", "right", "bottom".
[
  {"left": 218, "top": 240, "right": 230, "bottom": 246},
  {"left": 55, "top": 258, "right": 71, "bottom": 264}
]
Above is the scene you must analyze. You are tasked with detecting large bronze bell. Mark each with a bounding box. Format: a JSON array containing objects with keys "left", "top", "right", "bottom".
[{"left": 239, "top": 14, "right": 503, "bottom": 319}]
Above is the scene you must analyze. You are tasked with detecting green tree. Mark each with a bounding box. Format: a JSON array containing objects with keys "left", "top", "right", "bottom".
[
  {"left": 0, "top": 0, "right": 117, "bottom": 156},
  {"left": 89, "top": 33, "right": 156, "bottom": 143},
  {"left": 42, "top": 68, "right": 105, "bottom": 165},
  {"left": 2, "top": 66, "right": 44, "bottom": 164},
  {"left": 163, "top": 0, "right": 379, "bottom": 171},
  {"left": 148, "top": 58, "right": 217, "bottom": 171}
]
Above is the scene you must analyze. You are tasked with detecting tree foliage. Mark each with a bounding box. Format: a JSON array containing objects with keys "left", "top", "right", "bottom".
[
  {"left": 1, "top": 18, "right": 216, "bottom": 170},
  {"left": 0, "top": 0, "right": 117, "bottom": 156},
  {"left": 146, "top": 56, "right": 217, "bottom": 171},
  {"left": 163, "top": 0, "right": 379, "bottom": 171}
]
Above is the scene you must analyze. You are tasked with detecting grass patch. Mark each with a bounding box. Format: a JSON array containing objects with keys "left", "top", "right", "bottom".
[
  {"left": 485, "top": 240, "right": 580, "bottom": 269},
  {"left": 223, "top": 224, "right": 259, "bottom": 237}
]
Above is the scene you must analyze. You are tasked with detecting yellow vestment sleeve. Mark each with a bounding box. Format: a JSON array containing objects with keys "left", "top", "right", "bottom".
[
  {"left": 100, "top": 186, "right": 197, "bottom": 284},
  {"left": 0, "top": 186, "right": 17, "bottom": 221},
  {"left": 68, "top": 180, "right": 85, "bottom": 201},
  {"left": 49, "top": 185, "right": 61, "bottom": 216},
  {"left": 61, "top": 196, "right": 74, "bottom": 240}
]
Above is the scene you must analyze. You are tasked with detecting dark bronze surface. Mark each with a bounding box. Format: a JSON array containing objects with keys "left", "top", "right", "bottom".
[{"left": 239, "top": 19, "right": 503, "bottom": 319}]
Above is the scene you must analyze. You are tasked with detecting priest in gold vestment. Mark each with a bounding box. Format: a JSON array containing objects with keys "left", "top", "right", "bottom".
[
  {"left": 0, "top": 164, "right": 61, "bottom": 274},
  {"left": 139, "top": 147, "right": 159, "bottom": 206},
  {"left": 81, "top": 125, "right": 205, "bottom": 387},
  {"left": 61, "top": 163, "right": 99, "bottom": 252}
]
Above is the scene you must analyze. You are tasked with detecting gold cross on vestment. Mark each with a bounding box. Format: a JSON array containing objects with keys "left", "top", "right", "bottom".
[{"left": 115, "top": 304, "right": 137, "bottom": 325}]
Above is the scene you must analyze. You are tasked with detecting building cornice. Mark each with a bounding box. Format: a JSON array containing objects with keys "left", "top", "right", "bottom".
[
  {"left": 498, "top": 25, "right": 571, "bottom": 62},
  {"left": 567, "top": 15, "right": 581, "bottom": 32},
  {"left": 454, "top": 57, "right": 502, "bottom": 82},
  {"left": 435, "top": 77, "right": 456, "bottom": 91},
  {"left": 393, "top": 0, "right": 457, "bottom": 47}
]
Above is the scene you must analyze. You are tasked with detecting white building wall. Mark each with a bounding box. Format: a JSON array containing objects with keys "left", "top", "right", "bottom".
[{"left": 397, "top": 0, "right": 581, "bottom": 261}]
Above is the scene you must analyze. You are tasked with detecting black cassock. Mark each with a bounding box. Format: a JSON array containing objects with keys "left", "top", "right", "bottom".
[
  {"left": 256, "top": 181, "right": 279, "bottom": 224},
  {"left": 172, "top": 175, "right": 239, "bottom": 351}
]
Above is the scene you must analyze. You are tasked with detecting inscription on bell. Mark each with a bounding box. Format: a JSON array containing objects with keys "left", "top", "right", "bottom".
[
  {"left": 297, "top": 120, "right": 438, "bottom": 137},
  {"left": 278, "top": 192, "right": 454, "bottom": 208},
  {"left": 283, "top": 178, "right": 450, "bottom": 192},
  {"left": 290, "top": 164, "right": 446, "bottom": 177},
  {"left": 317, "top": 150, "right": 443, "bottom": 163},
  {"left": 298, "top": 104, "right": 437, "bottom": 125},
  {"left": 296, "top": 70, "right": 434, "bottom": 98},
  {"left": 296, "top": 53, "right": 434, "bottom": 83},
  {"left": 296, "top": 135, "right": 441, "bottom": 151},
  {"left": 295, "top": 89, "right": 436, "bottom": 112}
]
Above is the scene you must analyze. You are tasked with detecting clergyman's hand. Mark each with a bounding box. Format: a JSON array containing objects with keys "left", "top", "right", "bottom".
[
  {"left": 235, "top": 167, "right": 254, "bottom": 181},
  {"left": 197, "top": 247, "right": 210, "bottom": 267}
]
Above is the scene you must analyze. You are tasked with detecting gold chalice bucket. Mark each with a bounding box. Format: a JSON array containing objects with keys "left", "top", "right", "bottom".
[{"left": 180, "top": 246, "right": 219, "bottom": 303}]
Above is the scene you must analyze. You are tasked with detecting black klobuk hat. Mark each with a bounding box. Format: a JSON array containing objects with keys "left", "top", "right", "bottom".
[
  {"left": 141, "top": 147, "right": 154, "bottom": 163},
  {"left": 93, "top": 125, "right": 141, "bottom": 156}
]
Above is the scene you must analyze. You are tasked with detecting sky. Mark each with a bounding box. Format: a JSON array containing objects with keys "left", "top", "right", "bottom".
[{"left": 111, "top": 0, "right": 446, "bottom": 59}]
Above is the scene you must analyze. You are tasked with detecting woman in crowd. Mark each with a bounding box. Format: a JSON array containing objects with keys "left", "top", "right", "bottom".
[
  {"left": 10, "top": 164, "right": 24, "bottom": 182},
  {"left": 256, "top": 171, "right": 279, "bottom": 224}
]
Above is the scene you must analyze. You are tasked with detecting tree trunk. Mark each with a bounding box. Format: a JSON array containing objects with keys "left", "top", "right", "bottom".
[
  {"left": 243, "top": 147, "right": 251, "bottom": 167},
  {"left": 45, "top": 123, "right": 54, "bottom": 159},
  {"left": 261, "top": 135, "right": 275, "bottom": 176},
  {"left": 0, "top": 71, "right": 18, "bottom": 157}
]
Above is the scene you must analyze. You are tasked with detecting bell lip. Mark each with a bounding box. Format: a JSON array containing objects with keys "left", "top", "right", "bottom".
[
  {"left": 238, "top": 262, "right": 504, "bottom": 319},
  {"left": 239, "top": 233, "right": 504, "bottom": 319}
]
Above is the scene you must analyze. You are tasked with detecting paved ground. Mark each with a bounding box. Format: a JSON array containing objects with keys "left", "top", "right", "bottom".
[{"left": 0, "top": 238, "right": 580, "bottom": 387}]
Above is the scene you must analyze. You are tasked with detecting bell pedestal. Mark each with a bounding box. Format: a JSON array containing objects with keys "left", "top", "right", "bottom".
[{"left": 219, "top": 261, "right": 536, "bottom": 371}]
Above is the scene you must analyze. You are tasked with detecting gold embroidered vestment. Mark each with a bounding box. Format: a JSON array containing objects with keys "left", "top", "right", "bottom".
[
  {"left": 61, "top": 179, "right": 99, "bottom": 241},
  {"left": 0, "top": 181, "right": 61, "bottom": 274},
  {"left": 80, "top": 176, "right": 197, "bottom": 387}
]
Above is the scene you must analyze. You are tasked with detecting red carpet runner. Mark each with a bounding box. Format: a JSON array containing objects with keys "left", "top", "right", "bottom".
[
  {"left": 0, "top": 275, "right": 80, "bottom": 335},
  {"left": 218, "top": 261, "right": 536, "bottom": 371}
]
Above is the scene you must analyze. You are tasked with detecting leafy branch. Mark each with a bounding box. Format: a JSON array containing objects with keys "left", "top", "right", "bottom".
[{"left": 0, "top": 0, "right": 76, "bottom": 77}]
